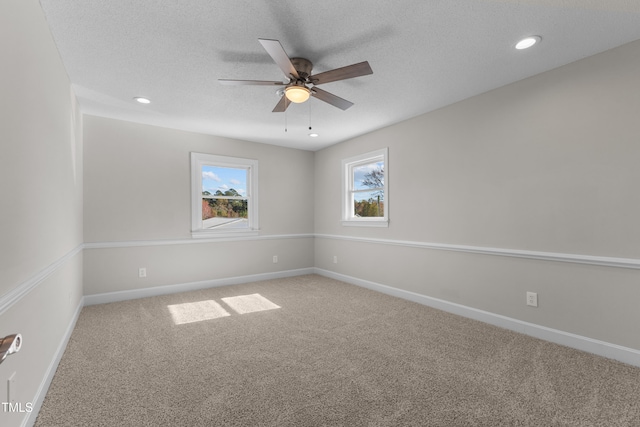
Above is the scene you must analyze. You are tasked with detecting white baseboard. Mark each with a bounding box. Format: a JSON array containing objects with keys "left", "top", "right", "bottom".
[
  {"left": 314, "top": 268, "right": 640, "bottom": 368},
  {"left": 84, "top": 268, "right": 316, "bottom": 306},
  {"left": 23, "top": 298, "right": 84, "bottom": 427}
]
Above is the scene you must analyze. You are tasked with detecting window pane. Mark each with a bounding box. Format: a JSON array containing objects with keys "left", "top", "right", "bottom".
[
  {"left": 201, "top": 165, "right": 249, "bottom": 229},
  {"left": 341, "top": 148, "right": 387, "bottom": 226},
  {"left": 353, "top": 161, "right": 384, "bottom": 192},
  {"left": 202, "top": 197, "right": 248, "bottom": 228},
  {"left": 202, "top": 165, "right": 248, "bottom": 198},
  {"left": 192, "top": 152, "right": 258, "bottom": 236},
  {"left": 353, "top": 190, "right": 384, "bottom": 217}
]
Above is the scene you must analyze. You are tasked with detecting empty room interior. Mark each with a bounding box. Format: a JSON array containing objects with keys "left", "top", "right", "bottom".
[{"left": 3, "top": 0, "right": 640, "bottom": 425}]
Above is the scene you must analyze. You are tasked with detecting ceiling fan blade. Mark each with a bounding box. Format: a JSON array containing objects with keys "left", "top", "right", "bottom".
[
  {"left": 310, "top": 61, "right": 373, "bottom": 85},
  {"left": 311, "top": 87, "right": 354, "bottom": 110},
  {"left": 272, "top": 95, "right": 291, "bottom": 113},
  {"left": 258, "top": 38, "right": 300, "bottom": 79},
  {"left": 218, "top": 79, "right": 285, "bottom": 86}
]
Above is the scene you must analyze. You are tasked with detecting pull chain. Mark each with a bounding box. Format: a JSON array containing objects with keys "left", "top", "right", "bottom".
[{"left": 284, "top": 97, "right": 288, "bottom": 132}]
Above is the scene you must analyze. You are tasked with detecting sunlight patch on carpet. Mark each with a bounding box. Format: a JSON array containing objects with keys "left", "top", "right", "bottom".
[
  {"left": 168, "top": 300, "right": 231, "bottom": 325},
  {"left": 221, "top": 293, "right": 281, "bottom": 314}
]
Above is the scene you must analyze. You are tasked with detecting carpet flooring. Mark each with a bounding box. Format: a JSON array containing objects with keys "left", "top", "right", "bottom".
[{"left": 35, "top": 274, "right": 640, "bottom": 426}]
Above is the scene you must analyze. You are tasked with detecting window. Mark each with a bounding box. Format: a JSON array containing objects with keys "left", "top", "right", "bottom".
[
  {"left": 191, "top": 153, "right": 258, "bottom": 237},
  {"left": 342, "top": 148, "right": 388, "bottom": 227}
]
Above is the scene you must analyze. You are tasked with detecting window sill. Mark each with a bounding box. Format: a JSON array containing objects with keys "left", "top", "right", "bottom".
[{"left": 341, "top": 220, "right": 389, "bottom": 228}]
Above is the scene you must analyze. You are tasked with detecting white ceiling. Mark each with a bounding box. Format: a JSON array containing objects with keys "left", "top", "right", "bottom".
[{"left": 39, "top": 0, "right": 640, "bottom": 151}]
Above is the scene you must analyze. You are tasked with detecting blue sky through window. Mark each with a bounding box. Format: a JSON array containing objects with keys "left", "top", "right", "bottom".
[
  {"left": 202, "top": 165, "right": 247, "bottom": 196},
  {"left": 353, "top": 161, "right": 384, "bottom": 191}
]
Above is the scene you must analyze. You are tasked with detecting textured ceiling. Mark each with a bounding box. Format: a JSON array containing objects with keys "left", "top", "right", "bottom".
[{"left": 39, "top": 0, "right": 640, "bottom": 151}]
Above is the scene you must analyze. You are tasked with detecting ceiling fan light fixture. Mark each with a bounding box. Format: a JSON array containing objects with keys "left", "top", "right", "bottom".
[{"left": 285, "top": 86, "right": 311, "bottom": 103}]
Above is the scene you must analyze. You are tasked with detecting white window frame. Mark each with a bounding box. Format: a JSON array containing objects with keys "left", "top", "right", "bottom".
[
  {"left": 191, "top": 152, "right": 259, "bottom": 238},
  {"left": 341, "top": 148, "right": 388, "bottom": 227}
]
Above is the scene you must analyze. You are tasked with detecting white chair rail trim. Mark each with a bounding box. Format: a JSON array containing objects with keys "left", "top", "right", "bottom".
[
  {"left": 315, "top": 234, "right": 640, "bottom": 270},
  {"left": 4, "top": 234, "right": 639, "bottom": 318},
  {"left": 0, "top": 244, "right": 83, "bottom": 316}
]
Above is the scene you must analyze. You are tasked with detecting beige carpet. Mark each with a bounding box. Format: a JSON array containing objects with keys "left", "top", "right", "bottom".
[{"left": 35, "top": 275, "right": 640, "bottom": 426}]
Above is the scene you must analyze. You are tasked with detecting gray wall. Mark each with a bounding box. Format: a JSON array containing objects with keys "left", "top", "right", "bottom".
[
  {"left": 82, "top": 116, "right": 315, "bottom": 296},
  {"left": 314, "top": 39, "right": 640, "bottom": 351},
  {"left": 0, "top": 0, "right": 84, "bottom": 425}
]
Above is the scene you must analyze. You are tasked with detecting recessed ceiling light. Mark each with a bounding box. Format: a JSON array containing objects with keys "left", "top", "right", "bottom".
[
  {"left": 134, "top": 97, "right": 151, "bottom": 104},
  {"left": 309, "top": 133, "right": 319, "bottom": 138},
  {"left": 515, "top": 36, "right": 541, "bottom": 50}
]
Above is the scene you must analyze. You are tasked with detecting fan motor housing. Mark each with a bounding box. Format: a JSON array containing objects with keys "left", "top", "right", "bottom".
[{"left": 290, "top": 58, "right": 313, "bottom": 79}]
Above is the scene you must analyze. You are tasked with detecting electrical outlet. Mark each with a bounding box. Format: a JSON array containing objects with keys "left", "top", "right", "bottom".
[
  {"left": 272, "top": 255, "right": 278, "bottom": 264},
  {"left": 526, "top": 292, "right": 538, "bottom": 307},
  {"left": 138, "top": 268, "right": 147, "bottom": 278},
  {"left": 333, "top": 256, "right": 338, "bottom": 264}
]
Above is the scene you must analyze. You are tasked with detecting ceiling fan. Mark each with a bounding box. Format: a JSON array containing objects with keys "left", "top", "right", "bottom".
[{"left": 219, "top": 39, "right": 373, "bottom": 112}]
